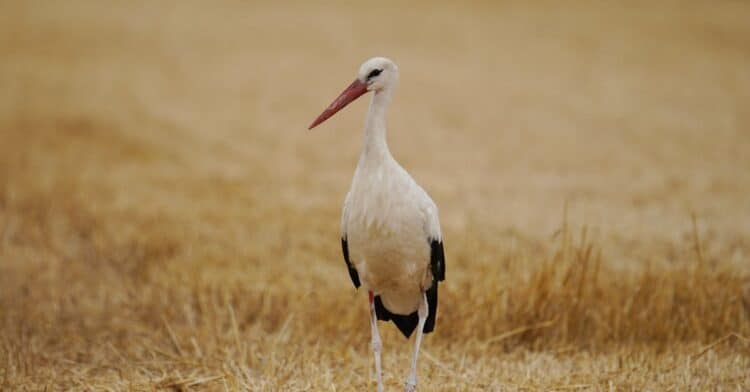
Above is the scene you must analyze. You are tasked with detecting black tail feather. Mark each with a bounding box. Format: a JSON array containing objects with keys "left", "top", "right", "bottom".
[
  {"left": 373, "top": 282, "right": 439, "bottom": 339},
  {"left": 373, "top": 295, "right": 418, "bottom": 338}
]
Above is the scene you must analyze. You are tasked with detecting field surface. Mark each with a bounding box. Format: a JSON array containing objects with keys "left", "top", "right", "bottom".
[{"left": 1, "top": 1, "right": 750, "bottom": 390}]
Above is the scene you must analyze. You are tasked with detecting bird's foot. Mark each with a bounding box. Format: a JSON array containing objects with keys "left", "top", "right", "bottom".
[
  {"left": 404, "top": 374, "right": 417, "bottom": 392},
  {"left": 374, "top": 373, "right": 383, "bottom": 392}
]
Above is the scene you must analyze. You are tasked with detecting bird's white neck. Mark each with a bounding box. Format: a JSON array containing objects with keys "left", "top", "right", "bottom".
[{"left": 360, "top": 90, "right": 393, "bottom": 164}]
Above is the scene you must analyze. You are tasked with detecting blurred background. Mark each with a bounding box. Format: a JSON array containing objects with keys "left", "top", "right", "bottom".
[{"left": 1, "top": 1, "right": 749, "bottom": 390}]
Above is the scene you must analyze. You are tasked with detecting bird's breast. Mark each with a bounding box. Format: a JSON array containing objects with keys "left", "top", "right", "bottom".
[{"left": 345, "top": 184, "right": 431, "bottom": 301}]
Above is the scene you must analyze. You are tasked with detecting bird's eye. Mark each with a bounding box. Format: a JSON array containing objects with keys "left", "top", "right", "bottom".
[{"left": 367, "top": 69, "right": 383, "bottom": 79}]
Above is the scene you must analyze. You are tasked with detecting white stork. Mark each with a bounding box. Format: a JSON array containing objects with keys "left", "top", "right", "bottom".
[{"left": 309, "top": 57, "right": 445, "bottom": 392}]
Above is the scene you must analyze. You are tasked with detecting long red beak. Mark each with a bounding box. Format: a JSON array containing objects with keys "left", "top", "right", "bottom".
[{"left": 308, "top": 79, "right": 369, "bottom": 130}]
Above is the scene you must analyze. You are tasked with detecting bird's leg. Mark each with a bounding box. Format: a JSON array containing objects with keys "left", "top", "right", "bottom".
[
  {"left": 405, "top": 292, "right": 428, "bottom": 392},
  {"left": 368, "top": 291, "right": 384, "bottom": 392}
]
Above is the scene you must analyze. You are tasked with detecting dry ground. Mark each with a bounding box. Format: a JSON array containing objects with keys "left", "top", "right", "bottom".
[{"left": 1, "top": 1, "right": 750, "bottom": 390}]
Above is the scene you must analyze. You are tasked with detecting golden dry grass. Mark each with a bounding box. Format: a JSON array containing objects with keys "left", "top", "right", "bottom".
[{"left": 1, "top": 1, "right": 750, "bottom": 390}]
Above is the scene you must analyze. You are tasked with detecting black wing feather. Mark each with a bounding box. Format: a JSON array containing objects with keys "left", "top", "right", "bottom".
[
  {"left": 341, "top": 237, "right": 360, "bottom": 288},
  {"left": 423, "top": 280, "right": 438, "bottom": 333},
  {"left": 430, "top": 239, "right": 446, "bottom": 282},
  {"left": 424, "top": 238, "right": 444, "bottom": 333}
]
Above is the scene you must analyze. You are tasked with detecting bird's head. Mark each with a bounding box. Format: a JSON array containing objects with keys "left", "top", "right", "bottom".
[
  {"left": 308, "top": 57, "right": 399, "bottom": 130},
  {"left": 357, "top": 57, "right": 399, "bottom": 93}
]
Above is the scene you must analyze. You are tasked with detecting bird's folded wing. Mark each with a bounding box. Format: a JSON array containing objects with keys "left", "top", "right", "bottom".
[{"left": 340, "top": 192, "right": 360, "bottom": 288}]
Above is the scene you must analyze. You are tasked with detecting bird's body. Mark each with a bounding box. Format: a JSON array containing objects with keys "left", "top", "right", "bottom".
[
  {"left": 344, "top": 150, "right": 436, "bottom": 314},
  {"left": 309, "top": 56, "right": 445, "bottom": 392}
]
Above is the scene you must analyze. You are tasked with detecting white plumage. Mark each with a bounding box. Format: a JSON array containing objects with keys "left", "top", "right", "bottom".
[
  {"left": 309, "top": 57, "right": 445, "bottom": 392},
  {"left": 343, "top": 139, "right": 440, "bottom": 314}
]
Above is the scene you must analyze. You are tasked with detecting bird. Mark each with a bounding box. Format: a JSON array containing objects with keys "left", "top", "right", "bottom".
[{"left": 308, "top": 57, "right": 445, "bottom": 392}]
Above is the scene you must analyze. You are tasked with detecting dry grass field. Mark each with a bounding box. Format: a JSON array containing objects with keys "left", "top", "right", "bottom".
[{"left": 2, "top": 1, "right": 750, "bottom": 390}]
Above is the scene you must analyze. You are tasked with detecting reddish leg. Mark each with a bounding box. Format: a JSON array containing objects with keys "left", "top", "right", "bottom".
[
  {"left": 405, "top": 292, "right": 428, "bottom": 392},
  {"left": 368, "top": 291, "right": 384, "bottom": 392}
]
